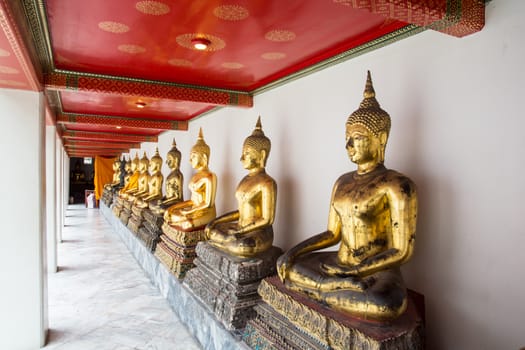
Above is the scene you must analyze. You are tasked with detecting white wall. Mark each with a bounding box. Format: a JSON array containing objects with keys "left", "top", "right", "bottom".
[
  {"left": 136, "top": 2, "right": 525, "bottom": 349},
  {"left": 0, "top": 89, "right": 47, "bottom": 349}
]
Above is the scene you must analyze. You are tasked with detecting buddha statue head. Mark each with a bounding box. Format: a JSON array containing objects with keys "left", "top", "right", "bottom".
[
  {"left": 346, "top": 71, "right": 390, "bottom": 170},
  {"left": 149, "top": 147, "right": 163, "bottom": 173},
  {"left": 131, "top": 153, "right": 140, "bottom": 173},
  {"left": 241, "top": 116, "right": 271, "bottom": 170},
  {"left": 124, "top": 157, "right": 131, "bottom": 174},
  {"left": 166, "top": 138, "right": 182, "bottom": 171},
  {"left": 138, "top": 151, "right": 149, "bottom": 173},
  {"left": 190, "top": 128, "right": 210, "bottom": 170}
]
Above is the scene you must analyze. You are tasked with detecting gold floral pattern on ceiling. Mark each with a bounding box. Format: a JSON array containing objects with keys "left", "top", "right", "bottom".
[
  {"left": 261, "top": 52, "right": 286, "bottom": 60},
  {"left": 222, "top": 62, "right": 244, "bottom": 69},
  {"left": 168, "top": 58, "right": 193, "bottom": 67},
  {"left": 117, "top": 44, "right": 146, "bottom": 54},
  {"left": 265, "top": 30, "right": 296, "bottom": 42},
  {"left": 0, "top": 65, "right": 19, "bottom": 74},
  {"left": 135, "top": 1, "right": 171, "bottom": 15},
  {"left": 98, "top": 21, "right": 130, "bottom": 34},
  {"left": 176, "top": 33, "right": 226, "bottom": 52},
  {"left": 213, "top": 5, "right": 249, "bottom": 21}
]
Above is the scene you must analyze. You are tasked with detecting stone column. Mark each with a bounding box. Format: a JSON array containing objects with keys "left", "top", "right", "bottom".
[
  {"left": 0, "top": 89, "right": 48, "bottom": 349},
  {"left": 46, "top": 125, "right": 57, "bottom": 273}
]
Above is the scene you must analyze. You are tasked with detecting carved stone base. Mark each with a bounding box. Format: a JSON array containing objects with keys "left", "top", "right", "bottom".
[
  {"left": 112, "top": 197, "right": 125, "bottom": 217},
  {"left": 127, "top": 213, "right": 142, "bottom": 234},
  {"left": 135, "top": 209, "right": 164, "bottom": 252},
  {"left": 243, "top": 276, "right": 425, "bottom": 350},
  {"left": 119, "top": 207, "right": 132, "bottom": 226},
  {"left": 184, "top": 242, "right": 282, "bottom": 331},
  {"left": 131, "top": 205, "right": 146, "bottom": 218},
  {"left": 154, "top": 224, "right": 206, "bottom": 279}
]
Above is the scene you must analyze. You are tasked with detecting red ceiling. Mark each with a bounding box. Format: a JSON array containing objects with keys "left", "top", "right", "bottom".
[
  {"left": 0, "top": 0, "right": 485, "bottom": 156},
  {"left": 47, "top": 0, "right": 406, "bottom": 91}
]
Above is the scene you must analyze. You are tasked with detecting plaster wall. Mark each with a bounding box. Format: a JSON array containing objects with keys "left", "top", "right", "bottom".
[
  {"left": 136, "top": 1, "right": 525, "bottom": 349},
  {"left": 0, "top": 89, "right": 47, "bottom": 349}
]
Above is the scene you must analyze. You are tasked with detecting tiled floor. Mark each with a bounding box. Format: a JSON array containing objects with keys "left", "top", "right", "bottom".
[{"left": 43, "top": 204, "right": 201, "bottom": 350}]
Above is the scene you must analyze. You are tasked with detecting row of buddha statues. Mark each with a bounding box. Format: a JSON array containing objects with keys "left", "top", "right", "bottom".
[{"left": 101, "top": 72, "right": 423, "bottom": 349}]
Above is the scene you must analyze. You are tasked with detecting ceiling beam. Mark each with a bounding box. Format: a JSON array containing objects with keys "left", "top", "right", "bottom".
[
  {"left": 57, "top": 113, "right": 188, "bottom": 131},
  {"left": 348, "top": 0, "right": 484, "bottom": 38},
  {"left": 63, "top": 130, "right": 158, "bottom": 143},
  {"left": 45, "top": 71, "right": 253, "bottom": 107},
  {"left": 65, "top": 145, "right": 130, "bottom": 152},
  {"left": 64, "top": 140, "right": 141, "bottom": 149}
]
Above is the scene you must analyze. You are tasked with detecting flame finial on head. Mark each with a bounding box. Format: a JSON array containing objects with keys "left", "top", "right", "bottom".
[
  {"left": 346, "top": 70, "right": 391, "bottom": 137},
  {"left": 191, "top": 127, "right": 210, "bottom": 158}
]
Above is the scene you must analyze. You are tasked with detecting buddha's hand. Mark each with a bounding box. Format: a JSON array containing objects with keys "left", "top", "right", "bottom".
[
  {"left": 276, "top": 252, "right": 294, "bottom": 283},
  {"left": 320, "top": 262, "right": 359, "bottom": 277}
]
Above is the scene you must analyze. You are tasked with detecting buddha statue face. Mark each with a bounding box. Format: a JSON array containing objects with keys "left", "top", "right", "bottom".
[
  {"left": 131, "top": 156, "right": 139, "bottom": 172},
  {"left": 166, "top": 153, "right": 180, "bottom": 170},
  {"left": 190, "top": 151, "right": 207, "bottom": 170},
  {"left": 149, "top": 158, "right": 161, "bottom": 173},
  {"left": 345, "top": 124, "right": 386, "bottom": 165},
  {"left": 240, "top": 144, "right": 265, "bottom": 170}
]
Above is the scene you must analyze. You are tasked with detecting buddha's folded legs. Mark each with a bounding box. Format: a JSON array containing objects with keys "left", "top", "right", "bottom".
[
  {"left": 284, "top": 252, "right": 407, "bottom": 320},
  {"left": 208, "top": 224, "right": 274, "bottom": 257}
]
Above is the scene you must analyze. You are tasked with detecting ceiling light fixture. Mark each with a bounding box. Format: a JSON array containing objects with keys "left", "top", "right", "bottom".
[
  {"left": 135, "top": 101, "right": 146, "bottom": 108},
  {"left": 116, "top": 125, "right": 122, "bottom": 129},
  {"left": 191, "top": 37, "right": 211, "bottom": 50}
]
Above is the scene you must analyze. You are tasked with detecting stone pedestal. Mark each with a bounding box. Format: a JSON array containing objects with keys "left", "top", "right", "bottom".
[
  {"left": 119, "top": 200, "right": 133, "bottom": 226},
  {"left": 101, "top": 187, "right": 112, "bottom": 206},
  {"left": 243, "top": 276, "right": 425, "bottom": 350},
  {"left": 127, "top": 205, "right": 146, "bottom": 234},
  {"left": 136, "top": 209, "right": 164, "bottom": 252},
  {"left": 112, "top": 196, "right": 124, "bottom": 217},
  {"left": 154, "top": 223, "right": 206, "bottom": 279},
  {"left": 184, "top": 242, "right": 282, "bottom": 331}
]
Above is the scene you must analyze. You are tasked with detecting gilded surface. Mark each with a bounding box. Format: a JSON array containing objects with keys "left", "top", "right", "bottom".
[
  {"left": 150, "top": 139, "right": 184, "bottom": 215},
  {"left": 164, "top": 129, "right": 217, "bottom": 231},
  {"left": 277, "top": 72, "right": 417, "bottom": 321},
  {"left": 135, "top": 148, "right": 164, "bottom": 208},
  {"left": 126, "top": 152, "right": 150, "bottom": 203},
  {"left": 207, "top": 117, "right": 277, "bottom": 257}
]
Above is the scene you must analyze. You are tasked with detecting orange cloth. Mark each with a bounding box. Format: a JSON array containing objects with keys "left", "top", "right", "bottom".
[
  {"left": 94, "top": 156, "right": 117, "bottom": 200},
  {"left": 120, "top": 172, "right": 139, "bottom": 193}
]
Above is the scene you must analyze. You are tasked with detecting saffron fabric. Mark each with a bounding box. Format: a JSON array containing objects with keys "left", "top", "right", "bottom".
[{"left": 94, "top": 156, "right": 116, "bottom": 200}]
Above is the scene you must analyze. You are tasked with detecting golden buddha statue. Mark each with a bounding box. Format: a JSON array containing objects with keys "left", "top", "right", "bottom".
[
  {"left": 123, "top": 157, "right": 132, "bottom": 187},
  {"left": 119, "top": 153, "right": 140, "bottom": 200},
  {"left": 163, "top": 128, "right": 217, "bottom": 231},
  {"left": 135, "top": 148, "right": 164, "bottom": 209},
  {"left": 104, "top": 158, "right": 121, "bottom": 190},
  {"left": 276, "top": 71, "right": 418, "bottom": 321},
  {"left": 126, "top": 152, "right": 149, "bottom": 203},
  {"left": 207, "top": 117, "right": 277, "bottom": 257},
  {"left": 149, "top": 139, "right": 184, "bottom": 215}
]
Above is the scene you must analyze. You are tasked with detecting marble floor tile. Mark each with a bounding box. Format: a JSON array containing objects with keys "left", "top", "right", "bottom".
[{"left": 43, "top": 204, "right": 201, "bottom": 350}]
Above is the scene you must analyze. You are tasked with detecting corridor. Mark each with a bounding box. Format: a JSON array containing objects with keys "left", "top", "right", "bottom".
[{"left": 43, "top": 204, "right": 201, "bottom": 350}]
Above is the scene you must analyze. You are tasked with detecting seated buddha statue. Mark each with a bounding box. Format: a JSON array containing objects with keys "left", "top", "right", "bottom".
[
  {"left": 127, "top": 152, "right": 149, "bottom": 203},
  {"left": 135, "top": 148, "right": 164, "bottom": 209},
  {"left": 104, "top": 158, "right": 121, "bottom": 190},
  {"left": 207, "top": 117, "right": 277, "bottom": 257},
  {"left": 149, "top": 139, "right": 184, "bottom": 215},
  {"left": 119, "top": 153, "right": 140, "bottom": 200},
  {"left": 277, "top": 71, "right": 418, "bottom": 321},
  {"left": 163, "top": 128, "right": 216, "bottom": 231},
  {"left": 122, "top": 157, "right": 132, "bottom": 187}
]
